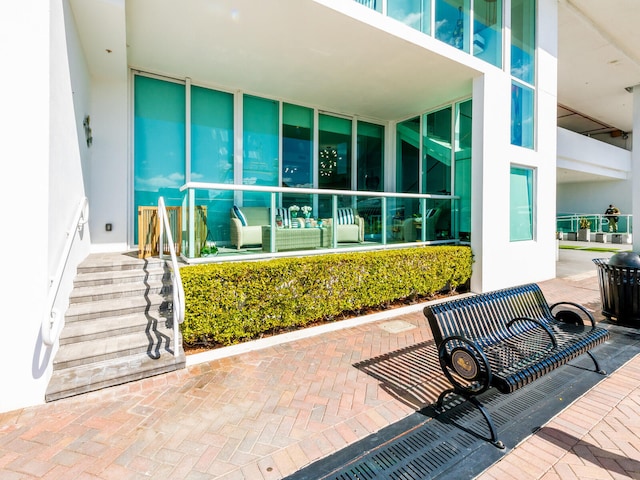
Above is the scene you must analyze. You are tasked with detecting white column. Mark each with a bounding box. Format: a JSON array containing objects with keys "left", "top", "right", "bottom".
[{"left": 633, "top": 86, "right": 640, "bottom": 252}]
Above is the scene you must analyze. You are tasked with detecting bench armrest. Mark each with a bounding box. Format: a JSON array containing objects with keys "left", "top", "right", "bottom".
[
  {"left": 438, "top": 335, "right": 493, "bottom": 395},
  {"left": 507, "top": 316, "right": 558, "bottom": 348},
  {"left": 550, "top": 301, "right": 596, "bottom": 328}
]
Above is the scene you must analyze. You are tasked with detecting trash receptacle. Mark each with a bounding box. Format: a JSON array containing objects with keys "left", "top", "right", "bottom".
[{"left": 593, "top": 252, "right": 640, "bottom": 327}]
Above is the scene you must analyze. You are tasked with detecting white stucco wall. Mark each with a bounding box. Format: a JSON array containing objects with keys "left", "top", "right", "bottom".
[
  {"left": 0, "top": 1, "right": 49, "bottom": 413},
  {"left": 0, "top": 0, "right": 92, "bottom": 414},
  {"left": 470, "top": 0, "right": 558, "bottom": 292}
]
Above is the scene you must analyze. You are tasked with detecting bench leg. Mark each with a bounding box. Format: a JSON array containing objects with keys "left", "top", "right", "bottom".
[
  {"left": 434, "top": 389, "right": 506, "bottom": 450},
  {"left": 587, "top": 351, "right": 607, "bottom": 375}
]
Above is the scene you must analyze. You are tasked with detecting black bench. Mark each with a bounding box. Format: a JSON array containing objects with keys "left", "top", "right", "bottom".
[{"left": 423, "top": 283, "right": 609, "bottom": 449}]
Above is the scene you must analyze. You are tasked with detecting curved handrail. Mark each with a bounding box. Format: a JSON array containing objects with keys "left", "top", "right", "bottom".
[
  {"left": 158, "top": 197, "right": 185, "bottom": 356},
  {"left": 42, "top": 197, "right": 89, "bottom": 346}
]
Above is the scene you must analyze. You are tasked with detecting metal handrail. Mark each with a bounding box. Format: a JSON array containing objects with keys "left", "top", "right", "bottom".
[
  {"left": 42, "top": 197, "right": 89, "bottom": 346},
  {"left": 556, "top": 213, "right": 633, "bottom": 234},
  {"left": 158, "top": 197, "right": 185, "bottom": 357}
]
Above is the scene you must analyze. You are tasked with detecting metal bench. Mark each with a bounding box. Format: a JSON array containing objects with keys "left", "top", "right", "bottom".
[{"left": 423, "top": 283, "right": 609, "bottom": 449}]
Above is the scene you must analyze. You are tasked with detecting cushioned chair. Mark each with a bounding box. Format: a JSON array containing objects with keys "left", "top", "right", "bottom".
[
  {"left": 230, "top": 206, "right": 302, "bottom": 249},
  {"left": 403, "top": 208, "right": 441, "bottom": 242},
  {"left": 230, "top": 206, "right": 270, "bottom": 249},
  {"left": 324, "top": 207, "right": 365, "bottom": 243}
]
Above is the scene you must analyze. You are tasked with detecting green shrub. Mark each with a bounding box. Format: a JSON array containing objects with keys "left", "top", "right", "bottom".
[{"left": 180, "top": 246, "right": 473, "bottom": 346}]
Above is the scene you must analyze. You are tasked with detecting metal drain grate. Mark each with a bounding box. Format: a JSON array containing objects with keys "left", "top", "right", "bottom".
[{"left": 286, "top": 326, "right": 640, "bottom": 480}]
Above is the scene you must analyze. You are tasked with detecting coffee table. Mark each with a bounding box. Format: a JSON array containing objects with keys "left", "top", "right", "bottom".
[{"left": 262, "top": 226, "right": 332, "bottom": 252}]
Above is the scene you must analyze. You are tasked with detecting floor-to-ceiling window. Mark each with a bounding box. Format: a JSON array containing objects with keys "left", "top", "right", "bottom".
[
  {"left": 282, "top": 103, "right": 314, "bottom": 209},
  {"left": 435, "top": 0, "right": 468, "bottom": 51},
  {"left": 133, "top": 75, "right": 185, "bottom": 242},
  {"left": 357, "top": 121, "right": 384, "bottom": 238},
  {"left": 473, "top": 0, "right": 502, "bottom": 67},
  {"left": 242, "top": 95, "right": 279, "bottom": 206},
  {"left": 190, "top": 86, "right": 234, "bottom": 245},
  {"left": 318, "top": 114, "right": 352, "bottom": 215},
  {"left": 423, "top": 107, "right": 452, "bottom": 195},
  {"left": 511, "top": 0, "right": 536, "bottom": 149},
  {"left": 388, "top": 0, "right": 431, "bottom": 34},
  {"left": 454, "top": 99, "right": 472, "bottom": 241}
]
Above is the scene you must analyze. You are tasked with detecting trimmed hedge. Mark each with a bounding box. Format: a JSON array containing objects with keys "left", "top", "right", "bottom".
[{"left": 180, "top": 245, "right": 473, "bottom": 346}]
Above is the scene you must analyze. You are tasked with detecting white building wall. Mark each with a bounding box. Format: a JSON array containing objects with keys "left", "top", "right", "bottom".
[
  {"left": 89, "top": 79, "right": 129, "bottom": 251},
  {"left": 471, "top": 0, "right": 558, "bottom": 292},
  {"left": 0, "top": 0, "right": 91, "bottom": 414}
]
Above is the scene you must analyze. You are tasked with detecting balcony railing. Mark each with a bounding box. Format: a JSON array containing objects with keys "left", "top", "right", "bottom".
[
  {"left": 557, "top": 213, "right": 633, "bottom": 236},
  {"left": 165, "top": 183, "right": 461, "bottom": 262}
]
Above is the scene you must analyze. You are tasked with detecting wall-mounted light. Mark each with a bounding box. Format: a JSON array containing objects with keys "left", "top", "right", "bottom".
[{"left": 83, "top": 115, "right": 93, "bottom": 147}]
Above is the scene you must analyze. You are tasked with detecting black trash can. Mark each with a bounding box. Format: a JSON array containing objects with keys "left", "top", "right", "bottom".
[{"left": 593, "top": 252, "right": 640, "bottom": 327}]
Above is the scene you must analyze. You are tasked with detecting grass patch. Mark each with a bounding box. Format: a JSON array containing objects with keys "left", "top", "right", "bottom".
[{"left": 559, "top": 245, "right": 631, "bottom": 253}]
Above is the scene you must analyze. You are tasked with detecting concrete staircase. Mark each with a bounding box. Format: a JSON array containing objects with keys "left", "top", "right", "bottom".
[{"left": 45, "top": 252, "right": 186, "bottom": 402}]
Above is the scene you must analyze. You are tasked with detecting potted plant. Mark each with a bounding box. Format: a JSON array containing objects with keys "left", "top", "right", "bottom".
[{"left": 578, "top": 217, "right": 591, "bottom": 241}]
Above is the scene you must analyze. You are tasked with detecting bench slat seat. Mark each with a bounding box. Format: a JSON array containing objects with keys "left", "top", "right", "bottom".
[{"left": 424, "top": 283, "right": 609, "bottom": 448}]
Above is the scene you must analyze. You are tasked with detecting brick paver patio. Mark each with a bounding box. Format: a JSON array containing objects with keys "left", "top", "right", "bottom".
[{"left": 0, "top": 253, "right": 638, "bottom": 479}]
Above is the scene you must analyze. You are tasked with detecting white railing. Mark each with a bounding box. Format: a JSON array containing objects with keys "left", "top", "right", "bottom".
[
  {"left": 158, "top": 197, "right": 185, "bottom": 357},
  {"left": 557, "top": 213, "right": 633, "bottom": 235},
  {"left": 42, "top": 197, "right": 89, "bottom": 346}
]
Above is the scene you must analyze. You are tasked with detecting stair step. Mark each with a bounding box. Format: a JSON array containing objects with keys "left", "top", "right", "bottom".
[
  {"left": 69, "top": 279, "right": 171, "bottom": 303},
  {"left": 65, "top": 293, "right": 172, "bottom": 322},
  {"left": 45, "top": 350, "right": 185, "bottom": 402},
  {"left": 74, "top": 266, "right": 171, "bottom": 288},
  {"left": 54, "top": 325, "right": 178, "bottom": 369},
  {"left": 59, "top": 312, "right": 171, "bottom": 345},
  {"left": 76, "top": 253, "right": 172, "bottom": 274}
]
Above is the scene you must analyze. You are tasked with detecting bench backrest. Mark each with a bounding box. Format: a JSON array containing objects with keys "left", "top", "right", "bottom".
[{"left": 424, "top": 283, "right": 553, "bottom": 348}]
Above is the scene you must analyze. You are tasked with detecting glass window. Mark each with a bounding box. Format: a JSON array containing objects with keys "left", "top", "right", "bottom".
[
  {"left": 510, "top": 166, "right": 534, "bottom": 241},
  {"left": 511, "top": 81, "right": 534, "bottom": 149},
  {"left": 282, "top": 103, "right": 314, "bottom": 208},
  {"left": 191, "top": 86, "right": 234, "bottom": 184},
  {"left": 454, "top": 99, "right": 472, "bottom": 241},
  {"left": 133, "top": 75, "right": 185, "bottom": 241},
  {"left": 355, "top": 0, "right": 382, "bottom": 13},
  {"left": 190, "top": 85, "right": 234, "bottom": 246},
  {"left": 511, "top": 0, "right": 536, "bottom": 84},
  {"left": 388, "top": 0, "right": 431, "bottom": 34},
  {"left": 396, "top": 116, "right": 421, "bottom": 225},
  {"left": 357, "top": 121, "right": 384, "bottom": 192},
  {"left": 243, "top": 95, "right": 279, "bottom": 206},
  {"left": 318, "top": 114, "right": 352, "bottom": 215},
  {"left": 423, "top": 107, "right": 452, "bottom": 195},
  {"left": 357, "top": 121, "right": 385, "bottom": 239},
  {"left": 435, "top": 0, "right": 468, "bottom": 51},
  {"left": 473, "top": 0, "right": 502, "bottom": 67}
]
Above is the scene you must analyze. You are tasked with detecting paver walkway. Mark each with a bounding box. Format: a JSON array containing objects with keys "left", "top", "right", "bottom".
[{"left": 0, "top": 248, "right": 638, "bottom": 479}]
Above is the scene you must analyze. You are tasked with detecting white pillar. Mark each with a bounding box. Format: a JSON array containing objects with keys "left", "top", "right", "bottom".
[{"left": 633, "top": 86, "right": 640, "bottom": 253}]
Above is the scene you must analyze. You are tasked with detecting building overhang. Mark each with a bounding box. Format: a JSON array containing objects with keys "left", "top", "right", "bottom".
[{"left": 70, "top": 0, "right": 482, "bottom": 122}]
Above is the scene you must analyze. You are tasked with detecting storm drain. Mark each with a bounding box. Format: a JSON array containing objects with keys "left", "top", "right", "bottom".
[{"left": 286, "top": 324, "right": 640, "bottom": 480}]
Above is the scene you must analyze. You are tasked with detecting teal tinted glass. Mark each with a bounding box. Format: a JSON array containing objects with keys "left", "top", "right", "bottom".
[
  {"left": 511, "top": 81, "right": 534, "bottom": 149},
  {"left": 396, "top": 117, "right": 420, "bottom": 222},
  {"left": 191, "top": 86, "right": 234, "bottom": 184},
  {"left": 388, "top": 0, "right": 431, "bottom": 34},
  {"left": 191, "top": 85, "right": 234, "bottom": 245},
  {"left": 423, "top": 107, "right": 452, "bottom": 195},
  {"left": 511, "top": 0, "right": 536, "bottom": 84},
  {"left": 435, "top": 0, "right": 468, "bottom": 51},
  {"left": 455, "top": 100, "right": 472, "bottom": 240},
  {"left": 510, "top": 166, "right": 534, "bottom": 241},
  {"left": 134, "top": 75, "right": 185, "bottom": 240},
  {"left": 243, "top": 95, "right": 279, "bottom": 206},
  {"left": 282, "top": 103, "right": 314, "bottom": 208},
  {"left": 318, "top": 114, "right": 352, "bottom": 214},
  {"left": 473, "top": 0, "right": 502, "bottom": 68},
  {"left": 357, "top": 121, "right": 384, "bottom": 192}
]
